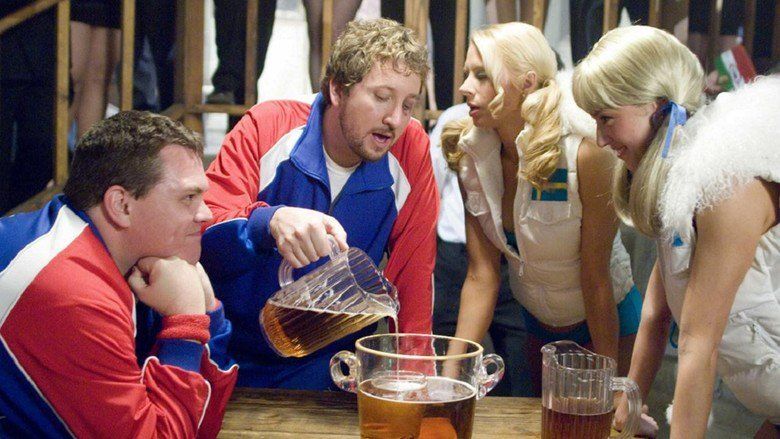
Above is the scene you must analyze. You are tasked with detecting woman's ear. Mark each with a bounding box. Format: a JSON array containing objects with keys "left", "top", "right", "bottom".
[
  {"left": 102, "top": 185, "right": 132, "bottom": 229},
  {"left": 522, "top": 71, "right": 539, "bottom": 96}
]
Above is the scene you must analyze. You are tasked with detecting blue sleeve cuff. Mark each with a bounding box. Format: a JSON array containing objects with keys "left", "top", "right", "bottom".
[
  {"left": 156, "top": 339, "right": 204, "bottom": 373},
  {"left": 247, "top": 205, "right": 284, "bottom": 249},
  {"left": 207, "top": 302, "right": 227, "bottom": 335}
]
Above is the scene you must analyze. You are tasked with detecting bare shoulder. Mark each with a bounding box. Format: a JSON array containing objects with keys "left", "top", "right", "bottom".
[{"left": 576, "top": 137, "right": 615, "bottom": 173}]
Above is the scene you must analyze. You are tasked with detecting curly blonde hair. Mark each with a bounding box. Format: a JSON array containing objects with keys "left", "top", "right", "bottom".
[
  {"left": 320, "top": 18, "right": 429, "bottom": 105},
  {"left": 573, "top": 26, "right": 704, "bottom": 236},
  {"left": 441, "top": 117, "right": 472, "bottom": 171},
  {"left": 472, "top": 22, "right": 563, "bottom": 190}
]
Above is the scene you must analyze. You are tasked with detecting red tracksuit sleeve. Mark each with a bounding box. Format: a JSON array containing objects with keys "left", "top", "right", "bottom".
[
  {"left": 384, "top": 121, "right": 439, "bottom": 335},
  {"left": 3, "top": 282, "right": 236, "bottom": 438},
  {"left": 204, "top": 101, "right": 311, "bottom": 227},
  {"left": 203, "top": 106, "right": 268, "bottom": 226}
]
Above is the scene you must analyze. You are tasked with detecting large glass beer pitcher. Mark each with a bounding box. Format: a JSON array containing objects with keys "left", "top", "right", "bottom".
[
  {"left": 541, "top": 341, "right": 642, "bottom": 439},
  {"left": 330, "top": 334, "right": 505, "bottom": 439},
  {"left": 260, "top": 244, "right": 398, "bottom": 358}
]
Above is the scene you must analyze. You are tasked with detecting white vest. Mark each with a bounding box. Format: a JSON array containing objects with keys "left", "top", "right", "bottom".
[
  {"left": 658, "top": 77, "right": 780, "bottom": 422},
  {"left": 457, "top": 125, "right": 634, "bottom": 327}
]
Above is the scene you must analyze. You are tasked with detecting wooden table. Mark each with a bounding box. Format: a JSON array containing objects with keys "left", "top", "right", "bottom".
[{"left": 220, "top": 388, "right": 543, "bottom": 438}]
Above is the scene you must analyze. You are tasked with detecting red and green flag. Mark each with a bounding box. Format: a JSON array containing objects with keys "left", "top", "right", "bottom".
[{"left": 714, "top": 44, "right": 756, "bottom": 91}]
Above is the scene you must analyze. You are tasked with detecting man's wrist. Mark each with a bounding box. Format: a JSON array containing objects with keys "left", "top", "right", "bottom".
[
  {"left": 158, "top": 314, "right": 211, "bottom": 344},
  {"left": 248, "top": 205, "right": 285, "bottom": 249}
]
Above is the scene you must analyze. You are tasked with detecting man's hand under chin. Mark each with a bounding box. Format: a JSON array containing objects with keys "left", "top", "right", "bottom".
[
  {"left": 128, "top": 257, "right": 206, "bottom": 316},
  {"left": 269, "top": 206, "right": 349, "bottom": 268}
]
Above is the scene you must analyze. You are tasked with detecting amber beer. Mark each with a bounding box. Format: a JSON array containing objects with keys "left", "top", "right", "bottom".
[
  {"left": 260, "top": 302, "right": 393, "bottom": 357},
  {"left": 357, "top": 376, "right": 476, "bottom": 439},
  {"left": 541, "top": 398, "right": 614, "bottom": 439}
]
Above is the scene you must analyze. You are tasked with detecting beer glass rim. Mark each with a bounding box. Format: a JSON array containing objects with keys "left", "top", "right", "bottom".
[{"left": 355, "top": 333, "right": 484, "bottom": 360}]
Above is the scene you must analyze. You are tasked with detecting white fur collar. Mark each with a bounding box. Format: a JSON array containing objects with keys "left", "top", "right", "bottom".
[{"left": 660, "top": 76, "right": 780, "bottom": 242}]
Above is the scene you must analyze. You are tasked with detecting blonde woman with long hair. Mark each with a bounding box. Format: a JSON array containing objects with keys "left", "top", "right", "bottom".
[
  {"left": 444, "top": 22, "right": 639, "bottom": 393},
  {"left": 574, "top": 25, "right": 780, "bottom": 438}
]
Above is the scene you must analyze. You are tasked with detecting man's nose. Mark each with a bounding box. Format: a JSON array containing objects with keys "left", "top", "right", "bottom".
[
  {"left": 383, "top": 104, "right": 404, "bottom": 129},
  {"left": 196, "top": 199, "right": 213, "bottom": 223}
]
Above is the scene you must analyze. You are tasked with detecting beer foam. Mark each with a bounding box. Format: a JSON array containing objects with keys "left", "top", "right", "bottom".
[{"left": 361, "top": 376, "right": 477, "bottom": 404}]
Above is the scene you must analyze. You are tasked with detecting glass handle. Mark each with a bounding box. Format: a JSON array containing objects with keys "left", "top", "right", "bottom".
[
  {"left": 277, "top": 236, "right": 342, "bottom": 287},
  {"left": 611, "top": 377, "right": 641, "bottom": 438},
  {"left": 477, "top": 353, "right": 505, "bottom": 399},
  {"left": 329, "top": 350, "right": 359, "bottom": 393}
]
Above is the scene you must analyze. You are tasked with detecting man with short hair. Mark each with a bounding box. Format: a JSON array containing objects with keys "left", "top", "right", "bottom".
[
  {"left": 201, "top": 18, "right": 438, "bottom": 389},
  {"left": 0, "top": 111, "right": 237, "bottom": 437}
]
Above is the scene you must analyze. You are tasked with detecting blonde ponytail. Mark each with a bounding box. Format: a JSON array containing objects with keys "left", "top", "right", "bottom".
[
  {"left": 440, "top": 117, "right": 472, "bottom": 171},
  {"left": 470, "top": 22, "right": 562, "bottom": 190},
  {"left": 519, "top": 78, "right": 564, "bottom": 190}
]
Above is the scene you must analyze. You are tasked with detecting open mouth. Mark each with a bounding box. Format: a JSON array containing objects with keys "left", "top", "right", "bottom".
[
  {"left": 371, "top": 132, "right": 392, "bottom": 147},
  {"left": 468, "top": 104, "right": 480, "bottom": 118}
]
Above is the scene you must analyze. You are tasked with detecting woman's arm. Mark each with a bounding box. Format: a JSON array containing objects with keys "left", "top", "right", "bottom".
[
  {"left": 453, "top": 183, "right": 503, "bottom": 345},
  {"left": 628, "top": 262, "right": 672, "bottom": 400},
  {"left": 614, "top": 261, "right": 671, "bottom": 433},
  {"left": 577, "top": 138, "right": 621, "bottom": 363},
  {"left": 670, "top": 179, "right": 778, "bottom": 439}
]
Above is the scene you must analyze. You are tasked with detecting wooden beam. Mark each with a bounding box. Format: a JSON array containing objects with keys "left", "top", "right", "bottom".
[
  {"left": 0, "top": 0, "right": 59, "bottom": 35},
  {"left": 321, "top": 0, "right": 334, "bottom": 79},
  {"left": 120, "top": 0, "right": 135, "bottom": 110},
  {"left": 55, "top": 0, "right": 69, "bottom": 185},
  {"left": 160, "top": 103, "right": 186, "bottom": 121},
  {"left": 743, "top": 0, "right": 756, "bottom": 58},
  {"left": 244, "top": 0, "right": 258, "bottom": 105},
  {"left": 706, "top": 0, "right": 721, "bottom": 69},
  {"left": 452, "top": 0, "right": 467, "bottom": 105},
  {"left": 603, "top": 0, "right": 619, "bottom": 34},
  {"left": 175, "top": 0, "right": 204, "bottom": 133},
  {"left": 519, "top": 0, "right": 549, "bottom": 30},
  {"left": 404, "top": 0, "right": 429, "bottom": 43},
  {"left": 648, "top": 0, "right": 662, "bottom": 28},
  {"left": 405, "top": 0, "right": 429, "bottom": 121}
]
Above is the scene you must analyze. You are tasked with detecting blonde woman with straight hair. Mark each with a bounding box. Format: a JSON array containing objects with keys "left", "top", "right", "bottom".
[
  {"left": 445, "top": 22, "right": 640, "bottom": 394},
  {"left": 575, "top": 25, "right": 780, "bottom": 438}
]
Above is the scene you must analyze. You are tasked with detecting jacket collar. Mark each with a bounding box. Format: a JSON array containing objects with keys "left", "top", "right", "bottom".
[{"left": 289, "top": 93, "right": 395, "bottom": 195}]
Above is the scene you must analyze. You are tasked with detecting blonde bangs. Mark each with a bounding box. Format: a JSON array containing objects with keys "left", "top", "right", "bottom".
[{"left": 572, "top": 62, "right": 621, "bottom": 115}]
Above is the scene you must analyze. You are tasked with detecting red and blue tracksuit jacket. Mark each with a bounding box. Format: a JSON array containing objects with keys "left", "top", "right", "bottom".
[
  {"left": 0, "top": 196, "right": 238, "bottom": 438},
  {"left": 201, "top": 93, "right": 438, "bottom": 389}
]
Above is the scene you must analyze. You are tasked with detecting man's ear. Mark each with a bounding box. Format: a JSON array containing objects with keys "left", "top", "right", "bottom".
[
  {"left": 102, "top": 185, "right": 132, "bottom": 229},
  {"left": 329, "top": 79, "right": 344, "bottom": 107}
]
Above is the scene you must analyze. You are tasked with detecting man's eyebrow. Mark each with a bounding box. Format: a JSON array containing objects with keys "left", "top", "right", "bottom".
[{"left": 179, "top": 185, "right": 205, "bottom": 194}]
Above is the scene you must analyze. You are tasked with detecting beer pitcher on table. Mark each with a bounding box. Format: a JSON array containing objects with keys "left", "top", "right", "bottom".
[{"left": 541, "top": 341, "right": 642, "bottom": 439}]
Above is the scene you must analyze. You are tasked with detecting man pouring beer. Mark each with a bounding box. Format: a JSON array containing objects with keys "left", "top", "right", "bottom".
[{"left": 200, "top": 18, "right": 438, "bottom": 389}]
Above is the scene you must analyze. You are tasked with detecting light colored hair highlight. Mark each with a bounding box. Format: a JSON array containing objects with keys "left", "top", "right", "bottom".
[
  {"left": 472, "top": 22, "right": 563, "bottom": 190},
  {"left": 573, "top": 26, "right": 704, "bottom": 236},
  {"left": 441, "top": 117, "right": 472, "bottom": 172}
]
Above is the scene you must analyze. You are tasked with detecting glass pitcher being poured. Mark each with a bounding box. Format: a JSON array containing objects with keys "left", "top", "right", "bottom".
[
  {"left": 259, "top": 243, "right": 399, "bottom": 358},
  {"left": 541, "top": 341, "right": 642, "bottom": 439}
]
